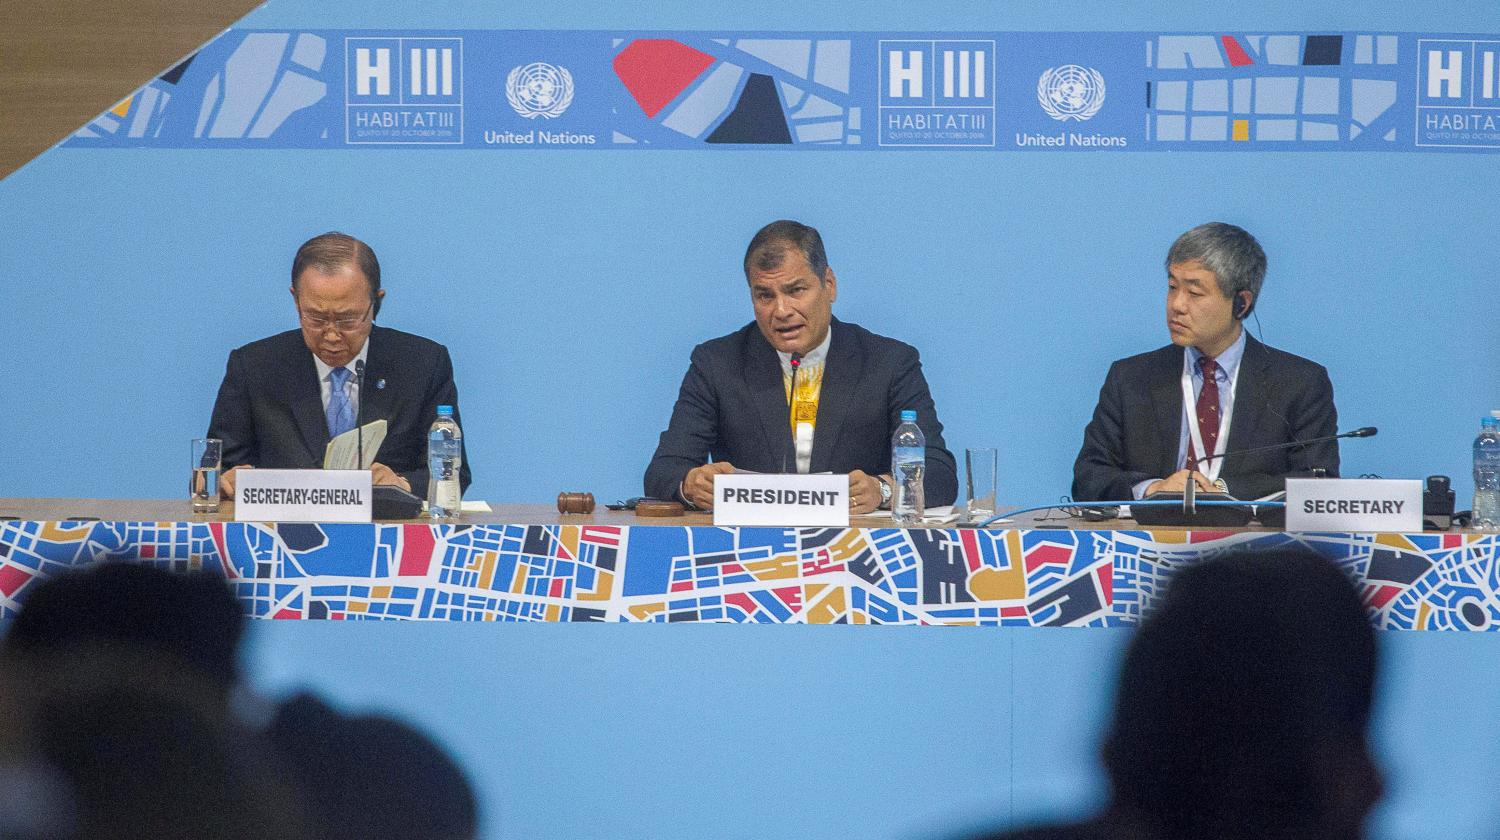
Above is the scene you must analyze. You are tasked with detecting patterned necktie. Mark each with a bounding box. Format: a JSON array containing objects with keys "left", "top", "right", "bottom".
[
  {"left": 1187, "top": 356, "right": 1220, "bottom": 472},
  {"left": 326, "top": 366, "right": 355, "bottom": 438}
]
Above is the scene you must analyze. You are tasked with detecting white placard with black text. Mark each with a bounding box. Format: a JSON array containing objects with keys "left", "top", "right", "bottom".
[
  {"left": 713, "top": 473, "right": 849, "bottom": 527},
  {"left": 235, "top": 469, "right": 373, "bottom": 523},
  {"left": 1285, "top": 478, "right": 1421, "bottom": 533}
]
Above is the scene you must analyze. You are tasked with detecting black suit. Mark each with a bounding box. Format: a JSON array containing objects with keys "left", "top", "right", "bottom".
[
  {"left": 207, "top": 326, "right": 472, "bottom": 498},
  {"left": 1072, "top": 334, "right": 1338, "bottom": 502},
  {"left": 645, "top": 319, "right": 957, "bottom": 506}
]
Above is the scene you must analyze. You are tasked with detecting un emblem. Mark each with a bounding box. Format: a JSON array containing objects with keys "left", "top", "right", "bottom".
[
  {"left": 506, "top": 62, "right": 574, "bottom": 119},
  {"left": 1037, "top": 64, "right": 1106, "bottom": 122}
]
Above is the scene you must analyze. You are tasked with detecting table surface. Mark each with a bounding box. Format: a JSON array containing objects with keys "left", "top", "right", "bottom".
[{"left": 0, "top": 497, "right": 1291, "bottom": 531}]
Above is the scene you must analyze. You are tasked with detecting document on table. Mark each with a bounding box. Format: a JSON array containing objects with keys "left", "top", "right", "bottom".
[
  {"left": 421, "top": 500, "right": 493, "bottom": 513},
  {"left": 860, "top": 505, "right": 973, "bottom": 525},
  {"left": 322, "top": 420, "right": 387, "bottom": 470}
]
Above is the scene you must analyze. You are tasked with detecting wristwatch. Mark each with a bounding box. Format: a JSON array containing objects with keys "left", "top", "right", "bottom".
[{"left": 877, "top": 476, "right": 893, "bottom": 509}]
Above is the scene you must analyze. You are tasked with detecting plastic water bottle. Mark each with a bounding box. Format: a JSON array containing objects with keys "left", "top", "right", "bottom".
[
  {"left": 1474, "top": 416, "right": 1500, "bottom": 531},
  {"left": 891, "top": 409, "right": 925, "bottom": 525},
  {"left": 427, "top": 405, "right": 463, "bottom": 519}
]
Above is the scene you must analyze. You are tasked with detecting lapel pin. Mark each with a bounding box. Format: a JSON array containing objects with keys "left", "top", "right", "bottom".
[{"left": 377, "top": 379, "right": 386, "bottom": 390}]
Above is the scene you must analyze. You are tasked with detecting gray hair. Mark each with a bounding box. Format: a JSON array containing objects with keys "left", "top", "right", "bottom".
[
  {"left": 1166, "top": 222, "right": 1266, "bottom": 305},
  {"left": 292, "top": 231, "right": 383, "bottom": 318},
  {"left": 743, "top": 220, "right": 830, "bottom": 282}
]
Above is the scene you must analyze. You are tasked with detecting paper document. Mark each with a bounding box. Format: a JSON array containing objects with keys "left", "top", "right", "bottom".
[
  {"left": 323, "top": 420, "right": 387, "bottom": 470},
  {"left": 420, "top": 500, "right": 492, "bottom": 514},
  {"left": 862, "top": 505, "right": 965, "bottom": 524},
  {"left": 731, "top": 469, "right": 833, "bottom": 475}
]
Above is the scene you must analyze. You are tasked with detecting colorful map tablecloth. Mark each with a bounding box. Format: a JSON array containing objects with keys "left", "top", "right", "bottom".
[{"left": 1, "top": 519, "right": 1495, "bottom": 629}]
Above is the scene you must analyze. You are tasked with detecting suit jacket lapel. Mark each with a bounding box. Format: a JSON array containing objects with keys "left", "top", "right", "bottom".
[
  {"left": 1149, "top": 347, "right": 1184, "bottom": 477},
  {"left": 359, "top": 327, "right": 395, "bottom": 446},
  {"left": 809, "top": 323, "right": 860, "bottom": 473},
  {"left": 744, "top": 328, "right": 794, "bottom": 470},
  {"left": 288, "top": 343, "right": 330, "bottom": 464},
  {"left": 1225, "top": 333, "right": 1271, "bottom": 454}
]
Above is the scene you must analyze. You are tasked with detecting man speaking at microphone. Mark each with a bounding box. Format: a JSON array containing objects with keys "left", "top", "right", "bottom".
[
  {"left": 645, "top": 220, "right": 957, "bottom": 513},
  {"left": 207, "top": 232, "right": 472, "bottom": 499},
  {"left": 1072, "top": 222, "right": 1339, "bottom": 503}
]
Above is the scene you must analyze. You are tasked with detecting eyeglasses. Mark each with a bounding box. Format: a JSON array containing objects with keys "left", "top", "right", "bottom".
[{"left": 299, "top": 304, "right": 372, "bottom": 332}]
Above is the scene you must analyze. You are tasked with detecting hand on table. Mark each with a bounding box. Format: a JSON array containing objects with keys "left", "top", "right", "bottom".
[
  {"left": 370, "top": 463, "right": 411, "bottom": 492},
  {"left": 681, "top": 462, "right": 735, "bottom": 510},
  {"left": 848, "top": 470, "right": 886, "bottom": 515},
  {"left": 219, "top": 465, "right": 252, "bottom": 498},
  {"left": 1145, "top": 469, "right": 1216, "bottom": 497}
]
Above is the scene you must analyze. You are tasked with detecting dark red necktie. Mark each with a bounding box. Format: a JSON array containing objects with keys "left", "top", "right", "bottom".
[{"left": 1186, "top": 356, "right": 1220, "bottom": 472}]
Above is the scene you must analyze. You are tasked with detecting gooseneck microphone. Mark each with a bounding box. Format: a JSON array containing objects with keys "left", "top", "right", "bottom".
[
  {"left": 781, "top": 352, "right": 804, "bottom": 475},
  {"left": 1189, "top": 426, "right": 1377, "bottom": 472},
  {"left": 353, "top": 359, "right": 366, "bottom": 471}
]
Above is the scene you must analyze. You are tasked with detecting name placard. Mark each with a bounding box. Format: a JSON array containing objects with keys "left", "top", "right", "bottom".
[
  {"left": 1285, "top": 478, "right": 1421, "bottom": 533},
  {"left": 236, "top": 469, "right": 373, "bottom": 523},
  {"left": 713, "top": 473, "right": 849, "bottom": 527}
]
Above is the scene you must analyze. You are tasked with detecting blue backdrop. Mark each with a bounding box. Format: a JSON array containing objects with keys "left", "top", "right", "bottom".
[
  {"left": 244, "top": 623, "right": 1500, "bottom": 840},
  {"left": 4, "top": 3, "right": 1500, "bottom": 840},
  {"left": 1, "top": 0, "right": 1495, "bottom": 506}
]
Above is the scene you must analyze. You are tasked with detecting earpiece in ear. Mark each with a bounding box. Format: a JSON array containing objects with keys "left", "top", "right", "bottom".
[{"left": 1234, "top": 291, "right": 1252, "bottom": 320}]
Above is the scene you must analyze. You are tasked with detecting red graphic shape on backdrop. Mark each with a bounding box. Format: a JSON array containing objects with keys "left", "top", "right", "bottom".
[
  {"left": 399, "top": 525, "right": 435, "bottom": 577},
  {"left": 0, "top": 565, "right": 32, "bottom": 597},
  {"left": 1367, "top": 584, "right": 1403, "bottom": 610},
  {"left": 1094, "top": 563, "right": 1114, "bottom": 606},
  {"left": 726, "top": 592, "right": 758, "bottom": 617},
  {"left": 959, "top": 529, "right": 983, "bottom": 573},
  {"left": 1221, "top": 36, "right": 1255, "bottom": 66},
  {"left": 613, "top": 39, "right": 717, "bottom": 118},
  {"left": 210, "top": 522, "right": 234, "bottom": 578},
  {"left": 1024, "top": 543, "right": 1072, "bottom": 573}
]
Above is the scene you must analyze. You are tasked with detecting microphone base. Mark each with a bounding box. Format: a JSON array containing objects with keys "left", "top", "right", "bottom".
[
  {"left": 373, "top": 485, "right": 424, "bottom": 520},
  {"left": 1132, "top": 492, "right": 1254, "bottom": 527}
]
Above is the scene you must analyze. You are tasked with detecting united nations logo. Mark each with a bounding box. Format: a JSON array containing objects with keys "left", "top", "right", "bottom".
[
  {"left": 505, "top": 62, "right": 574, "bottom": 119},
  {"left": 1037, "top": 64, "right": 1106, "bottom": 122}
]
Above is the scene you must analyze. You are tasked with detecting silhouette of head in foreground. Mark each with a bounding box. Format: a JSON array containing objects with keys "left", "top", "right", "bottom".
[
  {"left": 268, "top": 692, "right": 478, "bottom": 840},
  {"left": 971, "top": 548, "right": 1382, "bottom": 840},
  {"left": 2, "top": 562, "right": 244, "bottom": 693}
]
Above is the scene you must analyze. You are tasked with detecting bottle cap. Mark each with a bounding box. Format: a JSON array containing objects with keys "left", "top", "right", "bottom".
[
  {"left": 437, "top": 405, "right": 453, "bottom": 416},
  {"left": 901, "top": 410, "right": 917, "bottom": 423}
]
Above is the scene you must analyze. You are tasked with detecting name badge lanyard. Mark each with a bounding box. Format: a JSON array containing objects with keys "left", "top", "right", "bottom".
[{"left": 1181, "top": 359, "right": 1239, "bottom": 484}]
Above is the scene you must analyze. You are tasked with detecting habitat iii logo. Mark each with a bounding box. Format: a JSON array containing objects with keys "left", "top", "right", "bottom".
[
  {"left": 1416, "top": 39, "right": 1500, "bottom": 148},
  {"left": 1037, "top": 64, "right": 1105, "bottom": 121},
  {"left": 878, "top": 39, "right": 997, "bottom": 146},
  {"left": 344, "top": 37, "right": 464, "bottom": 143}
]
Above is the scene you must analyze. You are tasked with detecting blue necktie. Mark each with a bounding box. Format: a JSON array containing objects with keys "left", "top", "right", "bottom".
[{"left": 326, "top": 366, "right": 355, "bottom": 438}]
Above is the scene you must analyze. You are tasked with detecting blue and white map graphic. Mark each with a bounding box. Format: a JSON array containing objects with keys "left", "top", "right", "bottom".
[{"left": 64, "top": 29, "right": 1500, "bottom": 153}]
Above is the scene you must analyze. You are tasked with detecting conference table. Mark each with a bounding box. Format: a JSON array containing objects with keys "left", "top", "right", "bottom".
[{"left": 2, "top": 497, "right": 1493, "bottom": 630}]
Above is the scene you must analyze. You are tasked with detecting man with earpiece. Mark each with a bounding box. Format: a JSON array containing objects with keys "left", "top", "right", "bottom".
[
  {"left": 207, "top": 232, "right": 472, "bottom": 500},
  {"left": 1072, "top": 222, "right": 1339, "bottom": 503}
]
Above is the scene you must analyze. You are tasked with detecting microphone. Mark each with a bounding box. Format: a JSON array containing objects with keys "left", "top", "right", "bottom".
[
  {"left": 1190, "top": 427, "right": 1376, "bottom": 472},
  {"left": 1138, "top": 426, "right": 1377, "bottom": 525},
  {"left": 353, "top": 359, "right": 366, "bottom": 471},
  {"left": 354, "top": 358, "right": 422, "bottom": 520},
  {"left": 781, "top": 352, "right": 804, "bottom": 474}
]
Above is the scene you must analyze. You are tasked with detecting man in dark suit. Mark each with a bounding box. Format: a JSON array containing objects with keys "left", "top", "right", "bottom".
[
  {"left": 645, "top": 220, "right": 956, "bottom": 512},
  {"left": 1072, "top": 222, "right": 1337, "bottom": 502},
  {"left": 208, "top": 232, "right": 471, "bottom": 500}
]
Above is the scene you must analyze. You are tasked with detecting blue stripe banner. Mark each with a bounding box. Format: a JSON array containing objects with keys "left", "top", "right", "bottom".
[{"left": 65, "top": 29, "right": 1500, "bottom": 152}]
